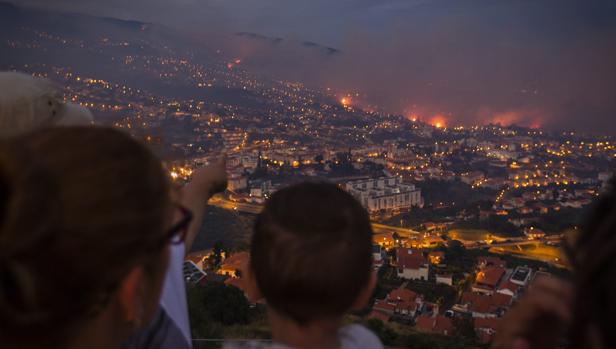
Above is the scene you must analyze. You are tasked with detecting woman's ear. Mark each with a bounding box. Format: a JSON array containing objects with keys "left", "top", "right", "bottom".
[
  {"left": 351, "top": 271, "right": 377, "bottom": 310},
  {"left": 117, "top": 266, "right": 146, "bottom": 328},
  {"left": 245, "top": 265, "right": 264, "bottom": 303}
]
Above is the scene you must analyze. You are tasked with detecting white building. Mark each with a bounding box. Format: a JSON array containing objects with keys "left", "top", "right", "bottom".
[
  {"left": 436, "top": 273, "right": 453, "bottom": 286},
  {"left": 345, "top": 177, "right": 422, "bottom": 213},
  {"left": 228, "top": 174, "right": 248, "bottom": 191}
]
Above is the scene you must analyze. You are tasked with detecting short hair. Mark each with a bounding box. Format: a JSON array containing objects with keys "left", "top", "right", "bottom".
[{"left": 250, "top": 182, "right": 373, "bottom": 324}]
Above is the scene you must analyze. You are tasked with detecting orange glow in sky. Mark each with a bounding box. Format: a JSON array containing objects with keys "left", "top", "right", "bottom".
[
  {"left": 430, "top": 116, "right": 446, "bottom": 128},
  {"left": 341, "top": 97, "right": 351, "bottom": 106}
]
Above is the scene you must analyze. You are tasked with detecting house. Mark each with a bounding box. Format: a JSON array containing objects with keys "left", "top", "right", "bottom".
[
  {"left": 472, "top": 267, "right": 506, "bottom": 294},
  {"left": 396, "top": 248, "right": 429, "bottom": 280},
  {"left": 415, "top": 315, "right": 454, "bottom": 336},
  {"left": 228, "top": 174, "right": 248, "bottom": 191},
  {"left": 219, "top": 251, "right": 250, "bottom": 278},
  {"left": 496, "top": 280, "right": 521, "bottom": 298},
  {"left": 374, "top": 287, "right": 424, "bottom": 318},
  {"left": 436, "top": 273, "right": 453, "bottom": 286},
  {"left": 510, "top": 266, "right": 532, "bottom": 286},
  {"left": 185, "top": 254, "right": 206, "bottom": 271},
  {"left": 524, "top": 227, "right": 546, "bottom": 240},
  {"left": 373, "top": 299, "right": 396, "bottom": 315},
  {"left": 372, "top": 244, "right": 385, "bottom": 269},
  {"left": 517, "top": 206, "right": 533, "bottom": 215},
  {"left": 389, "top": 288, "right": 423, "bottom": 317},
  {"left": 461, "top": 292, "right": 513, "bottom": 318},
  {"left": 474, "top": 317, "right": 501, "bottom": 344},
  {"left": 183, "top": 260, "right": 207, "bottom": 284}
]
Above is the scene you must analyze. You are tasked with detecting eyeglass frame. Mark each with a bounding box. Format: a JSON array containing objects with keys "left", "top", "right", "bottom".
[{"left": 164, "top": 204, "right": 193, "bottom": 246}]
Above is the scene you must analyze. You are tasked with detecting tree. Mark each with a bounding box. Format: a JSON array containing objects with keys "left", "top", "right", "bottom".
[
  {"left": 365, "top": 319, "right": 398, "bottom": 345},
  {"left": 210, "top": 241, "right": 224, "bottom": 269},
  {"left": 393, "top": 232, "right": 401, "bottom": 242},
  {"left": 200, "top": 282, "right": 250, "bottom": 325}
]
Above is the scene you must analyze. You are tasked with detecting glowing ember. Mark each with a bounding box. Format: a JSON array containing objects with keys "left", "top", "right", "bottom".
[{"left": 341, "top": 97, "right": 350, "bottom": 106}]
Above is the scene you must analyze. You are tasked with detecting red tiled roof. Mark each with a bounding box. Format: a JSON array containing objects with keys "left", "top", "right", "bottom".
[
  {"left": 373, "top": 299, "right": 396, "bottom": 313},
  {"left": 462, "top": 292, "right": 480, "bottom": 304},
  {"left": 221, "top": 251, "right": 250, "bottom": 270},
  {"left": 415, "top": 316, "right": 453, "bottom": 335},
  {"left": 492, "top": 293, "right": 513, "bottom": 307},
  {"left": 433, "top": 316, "right": 454, "bottom": 335},
  {"left": 396, "top": 248, "right": 426, "bottom": 269},
  {"left": 462, "top": 292, "right": 512, "bottom": 315},
  {"left": 475, "top": 267, "right": 506, "bottom": 288},
  {"left": 415, "top": 316, "right": 435, "bottom": 332},
  {"left": 389, "top": 288, "right": 417, "bottom": 303},
  {"left": 398, "top": 300, "right": 419, "bottom": 312}
]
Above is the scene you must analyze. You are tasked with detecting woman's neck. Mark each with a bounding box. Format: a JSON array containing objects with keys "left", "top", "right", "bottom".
[
  {"left": 67, "top": 305, "right": 128, "bottom": 349},
  {"left": 268, "top": 309, "right": 341, "bottom": 349}
]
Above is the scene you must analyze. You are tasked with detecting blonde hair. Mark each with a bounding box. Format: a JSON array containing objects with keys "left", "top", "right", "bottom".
[{"left": 0, "top": 72, "right": 92, "bottom": 139}]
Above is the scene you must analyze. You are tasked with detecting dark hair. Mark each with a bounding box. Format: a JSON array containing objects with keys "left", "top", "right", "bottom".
[
  {"left": 250, "top": 181, "right": 373, "bottom": 325},
  {"left": 567, "top": 178, "right": 616, "bottom": 348},
  {"left": 0, "top": 127, "right": 171, "bottom": 343}
]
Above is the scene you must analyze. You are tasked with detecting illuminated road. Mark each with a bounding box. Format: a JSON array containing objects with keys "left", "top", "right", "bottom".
[
  {"left": 208, "top": 196, "right": 564, "bottom": 266},
  {"left": 208, "top": 196, "right": 421, "bottom": 236}
]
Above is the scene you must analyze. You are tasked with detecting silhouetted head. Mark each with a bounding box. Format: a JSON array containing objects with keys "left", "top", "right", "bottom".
[
  {"left": 0, "top": 127, "right": 177, "bottom": 348},
  {"left": 567, "top": 178, "right": 616, "bottom": 349},
  {"left": 249, "top": 181, "right": 374, "bottom": 325}
]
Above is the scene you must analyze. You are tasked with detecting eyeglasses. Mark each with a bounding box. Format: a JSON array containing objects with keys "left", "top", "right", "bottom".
[{"left": 164, "top": 204, "right": 193, "bottom": 245}]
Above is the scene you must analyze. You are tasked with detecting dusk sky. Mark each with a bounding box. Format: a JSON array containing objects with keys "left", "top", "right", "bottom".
[{"left": 9, "top": 0, "right": 616, "bottom": 135}]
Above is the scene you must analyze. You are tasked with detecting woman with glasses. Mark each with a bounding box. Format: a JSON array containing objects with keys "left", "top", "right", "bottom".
[{"left": 0, "top": 126, "right": 222, "bottom": 349}]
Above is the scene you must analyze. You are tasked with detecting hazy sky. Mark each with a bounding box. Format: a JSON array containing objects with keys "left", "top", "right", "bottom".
[{"left": 9, "top": 0, "right": 616, "bottom": 135}]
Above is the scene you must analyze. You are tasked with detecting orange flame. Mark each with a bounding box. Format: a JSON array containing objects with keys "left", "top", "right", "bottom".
[{"left": 430, "top": 115, "right": 447, "bottom": 128}]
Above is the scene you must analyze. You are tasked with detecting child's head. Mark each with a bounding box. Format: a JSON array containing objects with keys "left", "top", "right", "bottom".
[{"left": 249, "top": 181, "right": 374, "bottom": 325}]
